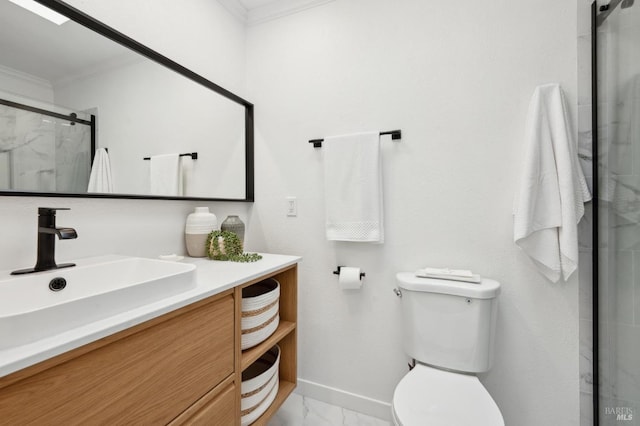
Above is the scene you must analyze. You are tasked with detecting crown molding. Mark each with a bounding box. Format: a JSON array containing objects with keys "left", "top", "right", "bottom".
[
  {"left": 0, "top": 64, "right": 52, "bottom": 90},
  {"left": 217, "top": 0, "right": 334, "bottom": 26},
  {"left": 247, "top": 0, "right": 334, "bottom": 25},
  {"left": 216, "top": 0, "right": 248, "bottom": 24}
]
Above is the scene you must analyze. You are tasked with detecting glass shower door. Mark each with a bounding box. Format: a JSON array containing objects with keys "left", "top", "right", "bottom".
[
  {"left": 0, "top": 100, "right": 93, "bottom": 193},
  {"left": 595, "top": 1, "right": 640, "bottom": 424}
]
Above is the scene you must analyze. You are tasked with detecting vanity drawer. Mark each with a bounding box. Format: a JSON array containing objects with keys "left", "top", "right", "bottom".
[
  {"left": 0, "top": 292, "right": 235, "bottom": 425},
  {"left": 169, "top": 379, "right": 236, "bottom": 426}
]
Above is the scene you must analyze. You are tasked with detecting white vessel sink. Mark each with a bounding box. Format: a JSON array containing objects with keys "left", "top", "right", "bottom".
[{"left": 0, "top": 255, "right": 197, "bottom": 349}]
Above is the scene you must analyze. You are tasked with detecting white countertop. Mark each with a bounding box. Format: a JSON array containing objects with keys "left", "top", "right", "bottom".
[{"left": 0, "top": 253, "right": 301, "bottom": 378}]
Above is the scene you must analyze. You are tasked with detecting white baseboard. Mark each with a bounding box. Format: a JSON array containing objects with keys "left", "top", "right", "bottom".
[{"left": 295, "top": 378, "right": 392, "bottom": 422}]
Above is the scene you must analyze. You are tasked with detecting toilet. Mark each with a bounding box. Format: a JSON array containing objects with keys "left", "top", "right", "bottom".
[{"left": 392, "top": 272, "right": 504, "bottom": 426}]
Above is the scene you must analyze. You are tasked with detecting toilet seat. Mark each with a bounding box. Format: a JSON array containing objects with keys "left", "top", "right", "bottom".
[{"left": 392, "top": 363, "right": 504, "bottom": 426}]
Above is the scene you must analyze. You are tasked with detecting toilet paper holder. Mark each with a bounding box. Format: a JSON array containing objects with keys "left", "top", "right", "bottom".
[{"left": 333, "top": 266, "right": 365, "bottom": 280}]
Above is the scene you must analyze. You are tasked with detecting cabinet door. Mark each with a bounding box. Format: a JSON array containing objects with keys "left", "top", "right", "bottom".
[{"left": 0, "top": 294, "right": 234, "bottom": 425}]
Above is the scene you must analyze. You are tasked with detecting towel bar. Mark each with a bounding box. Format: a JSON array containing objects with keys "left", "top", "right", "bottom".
[
  {"left": 143, "top": 152, "right": 198, "bottom": 160},
  {"left": 309, "top": 130, "right": 401, "bottom": 148}
]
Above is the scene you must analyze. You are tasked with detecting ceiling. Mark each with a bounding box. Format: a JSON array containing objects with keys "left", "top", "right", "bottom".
[
  {"left": 217, "top": 0, "right": 334, "bottom": 26},
  {"left": 0, "top": 0, "right": 335, "bottom": 85},
  {"left": 0, "top": 0, "right": 136, "bottom": 84}
]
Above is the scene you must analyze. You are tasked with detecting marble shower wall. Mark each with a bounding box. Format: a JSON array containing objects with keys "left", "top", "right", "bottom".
[
  {"left": 0, "top": 103, "right": 91, "bottom": 193},
  {"left": 578, "top": 3, "right": 595, "bottom": 424}
]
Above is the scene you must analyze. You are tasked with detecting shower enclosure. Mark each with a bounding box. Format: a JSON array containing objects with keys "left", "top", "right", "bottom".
[
  {"left": 0, "top": 98, "right": 94, "bottom": 193},
  {"left": 592, "top": 0, "right": 640, "bottom": 424}
]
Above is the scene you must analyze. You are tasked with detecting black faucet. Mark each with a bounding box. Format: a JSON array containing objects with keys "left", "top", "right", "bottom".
[{"left": 11, "top": 207, "right": 78, "bottom": 275}]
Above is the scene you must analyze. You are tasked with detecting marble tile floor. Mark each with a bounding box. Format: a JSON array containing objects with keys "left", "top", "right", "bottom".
[{"left": 268, "top": 393, "right": 392, "bottom": 426}]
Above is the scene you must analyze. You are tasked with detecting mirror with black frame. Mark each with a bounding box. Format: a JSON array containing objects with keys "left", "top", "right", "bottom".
[{"left": 0, "top": 0, "right": 253, "bottom": 201}]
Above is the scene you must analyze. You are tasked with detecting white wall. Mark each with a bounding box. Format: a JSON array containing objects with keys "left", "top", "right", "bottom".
[
  {"left": 245, "top": 0, "right": 580, "bottom": 424},
  {"left": 0, "top": 1, "right": 252, "bottom": 269}
]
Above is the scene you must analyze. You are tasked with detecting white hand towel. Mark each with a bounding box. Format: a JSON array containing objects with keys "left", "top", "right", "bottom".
[
  {"left": 150, "top": 153, "right": 183, "bottom": 196},
  {"left": 514, "top": 84, "right": 592, "bottom": 282},
  {"left": 87, "top": 148, "right": 113, "bottom": 193},
  {"left": 323, "top": 131, "right": 384, "bottom": 242}
]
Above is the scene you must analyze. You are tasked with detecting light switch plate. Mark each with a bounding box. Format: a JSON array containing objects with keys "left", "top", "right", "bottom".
[{"left": 286, "top": 196, "right": 297, "bottom": 216}]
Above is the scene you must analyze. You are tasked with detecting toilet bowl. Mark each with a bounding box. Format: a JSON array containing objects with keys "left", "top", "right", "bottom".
[{"left": 391, "top": 364, "right": 504, "bottom": 426}]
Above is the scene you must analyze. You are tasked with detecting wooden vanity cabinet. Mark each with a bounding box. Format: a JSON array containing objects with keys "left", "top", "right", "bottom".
[{"left": 0, "top": 263, "right": 298, "bottom": 426}]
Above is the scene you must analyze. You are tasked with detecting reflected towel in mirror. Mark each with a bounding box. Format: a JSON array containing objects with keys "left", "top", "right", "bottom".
[
  {"left": 87, "top": 148, "right": 113, "bottom": 193},
  {"left": 150, "top": 153, "right": 183, "bottom": 196}
]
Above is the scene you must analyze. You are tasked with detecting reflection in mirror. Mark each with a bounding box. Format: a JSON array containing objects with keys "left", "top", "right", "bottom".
[
  {"left": 0, "top": 0, "right": 253, "bottom": 201},
  {"left": 0, "top": 98, "right": 93, "bottom": 193}
]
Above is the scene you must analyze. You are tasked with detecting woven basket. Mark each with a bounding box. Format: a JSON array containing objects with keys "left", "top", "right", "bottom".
[
  {"left": 241, "top": 278, "right": 280, "bottom": 350},
  {"left": 241, "top": 345, "right": 280, "bottom": 426}
]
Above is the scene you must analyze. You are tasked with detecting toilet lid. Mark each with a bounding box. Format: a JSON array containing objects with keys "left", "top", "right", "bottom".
[{"left": 392, "top": 364, "right": 504, "bottom": 426}]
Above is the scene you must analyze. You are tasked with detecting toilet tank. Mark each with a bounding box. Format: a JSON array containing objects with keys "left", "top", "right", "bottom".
[{"left": 396, "top": 272, "right": 500, "bottom": 373}]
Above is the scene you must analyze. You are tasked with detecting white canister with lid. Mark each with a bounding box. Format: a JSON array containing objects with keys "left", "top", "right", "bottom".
[{"left": 185, "top": 207, "right": 217, "bottom": 257}]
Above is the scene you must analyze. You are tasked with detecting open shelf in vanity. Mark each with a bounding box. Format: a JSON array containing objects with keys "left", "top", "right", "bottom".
[{"left": 236, "top": 263, "right": 298, "bottom": 426}]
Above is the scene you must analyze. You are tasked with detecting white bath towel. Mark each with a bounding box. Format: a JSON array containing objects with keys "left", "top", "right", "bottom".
[
  {"left": 514, "top": 84, "right": 592, "bottom": 282},
  {"left": 87, "top": 148, "right": 113, "bottom": 193},
  {"left": 150, "top": 153, "right": 183, "bottom": 196},
  {"left": 323, "top": 131, "right": 384, "bottom": 242}
]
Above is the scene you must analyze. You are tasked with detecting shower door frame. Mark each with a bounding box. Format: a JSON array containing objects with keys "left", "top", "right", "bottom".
[{"left": 590, "top": 2, "right": 600, "bottom": 425}]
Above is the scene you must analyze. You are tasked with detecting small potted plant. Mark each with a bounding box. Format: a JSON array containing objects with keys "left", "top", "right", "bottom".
[{"left": 206, "top": 230, "right": 262, "bottom": 262}]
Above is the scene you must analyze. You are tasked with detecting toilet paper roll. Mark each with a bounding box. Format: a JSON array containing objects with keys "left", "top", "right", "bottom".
[{"left": 339, "top": 266, "right": 363, "bottom": 290}]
